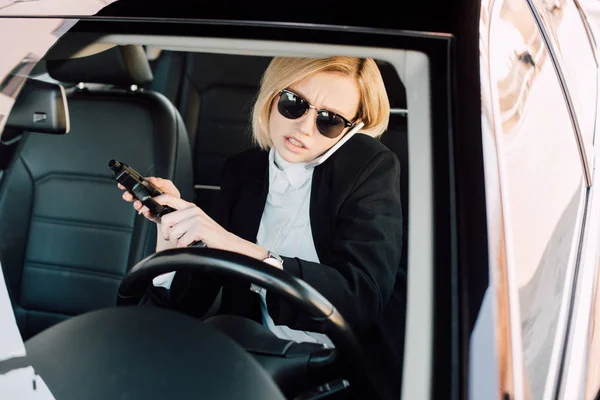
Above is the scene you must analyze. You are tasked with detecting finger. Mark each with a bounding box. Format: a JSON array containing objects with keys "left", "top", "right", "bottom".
[
  {"left": 176, "top": 230, "right": 200, "bottom": 248},
  {"left": 168, "top": 217, "right": 200, "bottom": 243},
  {"left": 141, "top": 208, "right": 159, "bottom": 223},
  {"left": 151, "top": 177, "right": 180, "bottom": 196},
  {"left": 160, "top": 209, "right": 197, "bottom": 240},
  {"left": 160, "top": 206, "right": 203, "bottom": 229},
  {"left": 153, "top": 194, "right": 195, "bottom": 213},
  {"left": 122, "top": 191, "right": 134, "bottom": 202},
  {"left": 160, "top": 208, "right": 202, "bottom": 241},
  {"left": 117, "top": 183, "right": 125, "bottom": 190},
  {"left": 147, "top": 177, "right": 180, "bottom": 197}
]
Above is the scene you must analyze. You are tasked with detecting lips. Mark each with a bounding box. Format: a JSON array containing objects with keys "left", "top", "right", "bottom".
[{"left": 285, "top": 136, "right": 307, "bottom": 149}]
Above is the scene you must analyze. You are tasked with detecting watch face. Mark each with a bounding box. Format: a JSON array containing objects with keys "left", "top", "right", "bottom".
[{"left": 264, "top": 257, "right": 283, "bottom": 269}]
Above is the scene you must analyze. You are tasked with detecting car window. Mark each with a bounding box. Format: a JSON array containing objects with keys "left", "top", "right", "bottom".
[
  {"left": 535, "top": 0, "right": 598, "bottom": 164},
  {"left": 489, "top": 0, "right": 587, "bottom": 397},
  {"left": 0, "top": 28, "right": 414, "bottom": 398}
]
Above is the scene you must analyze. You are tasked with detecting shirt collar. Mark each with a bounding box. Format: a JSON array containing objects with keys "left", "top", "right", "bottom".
[{"left": 268, "top": 148, "right": 314, "bottom": 191}]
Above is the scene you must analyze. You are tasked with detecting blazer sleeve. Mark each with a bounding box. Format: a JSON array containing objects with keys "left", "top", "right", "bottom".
[{"left": 266, "top": 150, "right": 403, "bottom": 333}]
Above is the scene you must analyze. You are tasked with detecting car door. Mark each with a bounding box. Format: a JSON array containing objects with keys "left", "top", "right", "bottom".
[
  {"left": 530, "top": 2, "right": 600, "bottom": 399},
  {"left": 481, "top": 0, "right": 598, "bottom": 398}
]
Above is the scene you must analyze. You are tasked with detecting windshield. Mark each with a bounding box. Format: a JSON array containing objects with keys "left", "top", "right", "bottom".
[{"left": 0, "top": 4, "right": 432, "bottom": 398}]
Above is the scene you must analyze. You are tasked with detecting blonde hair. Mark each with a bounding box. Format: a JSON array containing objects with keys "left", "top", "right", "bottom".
[{"left": 250, "top": 56, "right": 391, "bottom": 150}]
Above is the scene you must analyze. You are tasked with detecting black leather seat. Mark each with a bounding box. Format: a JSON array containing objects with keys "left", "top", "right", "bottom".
[
  {"left": 376, "top": 61, "right": 409, "bottom": 277},
  {"left": 0, "top": 45, "right": 194, "bottom": 339},
  {"left": 151, "top": 51, "right": 272, "bottom": 213}
]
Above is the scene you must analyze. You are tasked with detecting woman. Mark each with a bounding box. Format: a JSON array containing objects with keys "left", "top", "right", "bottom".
[{"left": 119, "top": 56, "right": 405, "bottom": 395}]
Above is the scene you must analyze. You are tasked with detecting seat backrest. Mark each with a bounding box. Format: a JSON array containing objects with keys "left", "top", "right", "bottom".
[
  {"left": 377, "top": 61, "right": 409, "bottom": 275},
  {"left": 160, "top": 52, "right": 272, "bottom": 212},
  {"left": 0, "top": 45, "right": 194, "bottom": 339}
]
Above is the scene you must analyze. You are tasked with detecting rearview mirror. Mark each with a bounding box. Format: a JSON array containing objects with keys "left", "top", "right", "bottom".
[{"left": 5, "top": 78, "right": 70, "bottom": 135}]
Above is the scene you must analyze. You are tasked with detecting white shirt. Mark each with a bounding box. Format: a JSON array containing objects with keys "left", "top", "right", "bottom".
[{"left": 255, "top": 149, "right": 334, "bottom": 348}]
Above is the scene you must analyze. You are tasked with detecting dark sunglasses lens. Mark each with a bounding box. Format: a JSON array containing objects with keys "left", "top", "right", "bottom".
[
  {"left": 316, "top": 112, "right": 346, "bottom": 138},
  {"left": 278, "top": 92, "right": 308, "bottom": 119}
]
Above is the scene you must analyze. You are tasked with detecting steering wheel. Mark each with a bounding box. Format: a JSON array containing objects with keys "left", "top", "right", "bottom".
[{"left": 117, "top": 246, "right": 396, "bottom": 400}]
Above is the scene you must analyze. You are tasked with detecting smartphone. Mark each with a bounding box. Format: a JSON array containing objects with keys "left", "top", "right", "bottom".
[{"left": 304, "top": 121, "right": 365, "bottom": 169}]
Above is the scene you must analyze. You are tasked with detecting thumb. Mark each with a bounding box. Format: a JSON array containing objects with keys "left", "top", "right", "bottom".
[
  {"left": 152, "top": 193, "right": 194, "bottom": 211},
  {"left": 146, "top": 177, "right": 180, "bottom": 197}
]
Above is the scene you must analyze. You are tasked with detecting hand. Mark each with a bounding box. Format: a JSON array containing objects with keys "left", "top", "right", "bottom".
[
  {"left": 117, "top": 177, "right": 273, "bottom": 263},
  {"left": 153, "top": 194, "right": 272, "bottom": 262},
  {"left": 151, "top": 194, "right": 235, "bottom": 250},
  {"left": 117, "top": 177, "right": 180, "bottom": 222}
]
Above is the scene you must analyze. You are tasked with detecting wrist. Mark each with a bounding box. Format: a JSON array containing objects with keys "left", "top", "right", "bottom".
[
  {"left": 229, "top": 234, "right": 268, "bottom": 261},
  {"left": 248, "top": 243, "right": 270, "bottom": 261}
]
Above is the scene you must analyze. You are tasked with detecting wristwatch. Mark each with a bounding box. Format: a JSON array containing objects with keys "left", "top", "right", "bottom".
[
  {"left": 262, "top": 251, "right": 284, "bottom": 269},
  {"left": 250, "top": 251, "right": 283, "bottom": 294}
]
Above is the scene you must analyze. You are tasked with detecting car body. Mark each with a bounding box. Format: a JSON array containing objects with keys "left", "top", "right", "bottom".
[{"left": 1, "top": 0, "right": 600, "bottom": 399}]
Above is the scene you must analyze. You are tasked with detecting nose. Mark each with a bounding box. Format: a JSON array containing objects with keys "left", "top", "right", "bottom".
[{"left": 295, "top": 108, "right": 317, "bottom": 137}]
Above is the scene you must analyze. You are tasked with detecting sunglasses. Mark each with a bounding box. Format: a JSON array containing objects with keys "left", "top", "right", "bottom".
[{"left": 277, "top": 89, "right": 356, "bottom": 138}]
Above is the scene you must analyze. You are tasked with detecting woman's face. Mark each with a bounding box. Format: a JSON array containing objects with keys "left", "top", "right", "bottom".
[{"left": 268, "top": 71, "right": 361, "bottom": 163}]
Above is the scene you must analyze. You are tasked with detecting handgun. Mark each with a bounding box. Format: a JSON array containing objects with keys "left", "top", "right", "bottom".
[
  {"left": 109, "top": 160, "right": 206, "bottom": 248},
  {"left": 109, "top": 159, "right": 175, "bottom": 218}
]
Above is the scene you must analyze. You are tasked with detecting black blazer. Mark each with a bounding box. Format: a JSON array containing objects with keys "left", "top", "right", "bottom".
[{"left": 165, "top": 133, "right": 406, "bottom": 393}]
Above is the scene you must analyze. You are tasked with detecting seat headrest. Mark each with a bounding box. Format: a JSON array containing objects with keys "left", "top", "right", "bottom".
[{"left": 46, "top": 45, "right": 153, "bottom": 86}]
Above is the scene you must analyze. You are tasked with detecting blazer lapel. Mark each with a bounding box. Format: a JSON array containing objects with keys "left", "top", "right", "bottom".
[
  {"left": 310, "top": 164, "right": 333, "bottom": 260},
  {"left": 230, "top": 152, "right": 269, "bottom": 243},
  {"left": 219, "top": 150, "right": 268, "bottom": 322}
]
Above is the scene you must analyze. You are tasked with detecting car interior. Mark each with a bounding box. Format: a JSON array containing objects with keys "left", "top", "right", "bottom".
[{"left": 0, "top": 37, "right": 411, "bottom": 399}]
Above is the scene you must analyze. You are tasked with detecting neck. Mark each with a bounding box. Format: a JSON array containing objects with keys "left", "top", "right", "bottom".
[{"left": 273, "top": 149, "right": 307, "bottom": 170}]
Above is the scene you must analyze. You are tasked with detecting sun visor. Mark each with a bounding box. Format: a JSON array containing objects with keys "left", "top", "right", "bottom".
[{"left": 5, "top": 78, "right": 70, "bottom": 135}]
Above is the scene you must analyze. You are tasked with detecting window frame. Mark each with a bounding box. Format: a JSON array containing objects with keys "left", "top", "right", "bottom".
[
  {"left": 527, "top": 0, "right": 595, "bottom": 185},
  {"left": 0, "top": 17, "right": 465, "bottom": 400}
]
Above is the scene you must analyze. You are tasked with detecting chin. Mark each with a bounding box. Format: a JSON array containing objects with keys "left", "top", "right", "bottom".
[
  {"left": 273, "top": 144, "right": 307, "bottom": 163},
  {"left": 280, "top": 151, "right": 307, "bottom": 163}
]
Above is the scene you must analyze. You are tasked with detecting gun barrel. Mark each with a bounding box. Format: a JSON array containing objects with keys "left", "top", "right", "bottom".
[{"left": 108, "top": 159, "right": 123, "bottom": 171}]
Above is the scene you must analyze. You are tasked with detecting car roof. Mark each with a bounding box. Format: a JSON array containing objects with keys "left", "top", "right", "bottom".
[{"left": 95, "top": 0, "right": 480, "bottom": 36}]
